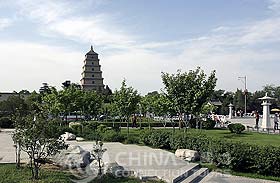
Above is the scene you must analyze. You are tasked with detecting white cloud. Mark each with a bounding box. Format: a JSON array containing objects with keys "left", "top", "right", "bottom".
[
  {"left": 1, "top": 0, "right": 280, "bottom": 94},
  {"left": 13, "top": 0, "right": 135, "bottom": 49},
  {"left": 0, "top": 41, "right": 83, "bottom": 92},
  {"left": 48, "top": 16, "right": 135, "bottom": 48},
  {"left": 0, "top": 18, "right": 12, "bottom": 30},
  {"left": 16, "top": 0, "right": 72, "bottom": 23}
]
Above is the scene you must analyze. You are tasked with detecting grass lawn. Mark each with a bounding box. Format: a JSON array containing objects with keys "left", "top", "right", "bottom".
[
  {"left": 198, "top": 128, "right": 280, "bottom": 147},
  {"left": 0, "top": 164, "right": 164, "bottom": 183},
  {"left": 0, "top": 164, "right": 71, "bottom": 183},
  {"left": 121, "top": 127, "right": 280, "bottom": 147}
]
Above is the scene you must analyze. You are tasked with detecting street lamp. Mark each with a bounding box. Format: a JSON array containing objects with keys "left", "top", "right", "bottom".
[
  {"left": 138, "top": 103, "right": 142, "bottom": 128},
  {"left": 238, "top": 76, "right": 248, "bottom": 116}
]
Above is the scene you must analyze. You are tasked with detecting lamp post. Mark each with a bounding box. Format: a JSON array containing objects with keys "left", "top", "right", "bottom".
[
  {"left": 138, "top": 103, "right": 142, "bottom": 128},
  {"left": 238, "top": 76, "right": 247, "bottom": 116}
]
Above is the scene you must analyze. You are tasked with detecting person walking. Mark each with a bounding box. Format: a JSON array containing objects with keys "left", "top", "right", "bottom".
[
  {"left": 274, "top": 113, "right": 279, "bottom": 130},
  {"left": 132, "top": 114, "right": 137, "bottom": 128},
  {"left": 255, "top": 111, "right": 260, "bottom": 128}
]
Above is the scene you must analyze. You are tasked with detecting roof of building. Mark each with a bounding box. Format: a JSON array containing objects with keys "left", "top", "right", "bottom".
[
  {"left": 208, "top": 100, "right": 223, "bottom": 106},
  {"left": 86, "top": 45, "right": 98, "bottom": 55}
]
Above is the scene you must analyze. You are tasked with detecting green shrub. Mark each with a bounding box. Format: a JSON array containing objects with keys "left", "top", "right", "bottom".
[
  {"left": 111, "top": 124, "right": 121, "bottom": 132},
  {"left": 0, "top": 117, "right": 14, "bottom": 128},
  {"left": 97, "top": 124, "right": 107, "bottom": 133},
  {"left": 203, "top": 119, "right": 216, "bottom": 129},
  {"left": 70, "top": 124, "right": 83, "bottom": 136},
  {"left": 102, "top": 130, "right": 125, "bottom": 142},
  {"left": 124, "top": 136, "right": 139, "bottom": 144},
  {"left": 228, "top": 123, "right": 245, "bottom": 134},
  {"left": 83, "top": 121, "right": 98, "bottom": 130},
  {"left": 140, "top": 129, "right": 171, "bottom": 149},
  {"left": 139, "top": 129, "right": 153, "bottom": 145}
]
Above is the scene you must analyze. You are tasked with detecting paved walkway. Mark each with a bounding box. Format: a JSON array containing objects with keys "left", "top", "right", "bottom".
[
  {"left": 0, "top": 130, "right": 28, "bottom": 163},
  {"left": 201, "top": 172, "right": 279, "bottom": 183}
]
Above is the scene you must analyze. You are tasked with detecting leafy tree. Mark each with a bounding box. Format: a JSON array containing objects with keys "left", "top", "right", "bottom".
[
  {"left": 60, "top": 84, "right": 84, "bottom": 121},
  {"left": 82, "top": 91, "right": 103, "bottom": 120},
  {"left": 233, "top": 89, "right": 245, "bottom": 112},
  {"left": 161, "top": 67, "right": 217, "bottom": 128},
  {"left": 25, "top": 91, "right": 43, "bottom": 113},
  {"left": 39, "top": 83, "right": 51, "bottom": 94},
  {"left": 42, "top": 87, "right": 62, "bottom": 117},
  {"left": 201, "top": 103, "right": 217, "bottom": 115},
  {"left": 140, "top": 93, "right": 156, "bottom": 117},
  {"left": 12, "top": 112, "right": 67, "bottom": 180},
  {"left": 0, "top": 95, "right": 28, "bottom": 117},
  {"left": 113, "top": 80, "right": 140, "bottom": 135},
  {"left": 18, "top": 90, "right": 31, "bottom": 95}
]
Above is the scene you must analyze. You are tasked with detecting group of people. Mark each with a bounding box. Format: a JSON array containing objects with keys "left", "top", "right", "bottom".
[
  {"left": 236, "top": 110, "right": 245, "bottom": 117},
  {"left": 255, "top": 111, "right": 279, "bottom": 130}
]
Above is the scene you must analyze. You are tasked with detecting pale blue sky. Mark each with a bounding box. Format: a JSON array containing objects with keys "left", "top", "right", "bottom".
[{"left": 0, "top": 0, "right": 279, "bottom": 94}]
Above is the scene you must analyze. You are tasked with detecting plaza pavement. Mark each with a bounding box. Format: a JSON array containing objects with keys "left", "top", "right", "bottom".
[
  {"left": 201, "top": 172, "right": 279, "bottom": 183},
  {"left": 0, "top": 129, "right": 29, "bottom": 163}
]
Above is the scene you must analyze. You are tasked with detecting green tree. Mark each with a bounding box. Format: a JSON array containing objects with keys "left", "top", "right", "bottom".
[
  {"left": 82, "top": 91, "right": 103, "bottom": 120},
  {"left": 0, "top": 95, "right": 28, "bottom": 117},
  {"left": 61, "top": 84, "right": 84, "bottom": 122},
  {"left": 161, "top": 67, "right": 217, "bottom": 128},
  {"left": 113, "top": 80, "right": 140, "bottom": 135},
  {"left": 25, "top": 91, "right": 43, "bottom": 113},
  {"left": 12, "top": 112, "right": 67, "bottom": 180},
  {"left": 42, "top": 87, "right": 62, "bottom": 117},
  {"left": 233, "top": 89, "right": 245, "bottom": 112},
  {"left": 201, "top": 103, "right": 217, "bottom": 115}
]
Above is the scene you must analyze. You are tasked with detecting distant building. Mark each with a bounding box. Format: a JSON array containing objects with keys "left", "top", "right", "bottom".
[
  {"left": 208, "top": 100, "right": 222, "bottom": 106},
  {"left": 80, "top": 46, "right": 111, "bottom": 94}
]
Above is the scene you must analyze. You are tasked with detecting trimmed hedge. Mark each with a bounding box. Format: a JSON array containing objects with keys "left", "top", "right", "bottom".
[
  {"left": 140, "top": 130, "right": 280, "bottom": 177},
  {"left": 139, "top": 129, "right": 171, "bottom": 149},
  {"left": 69, "top": 122, "right": 125, "bottom": 142}
]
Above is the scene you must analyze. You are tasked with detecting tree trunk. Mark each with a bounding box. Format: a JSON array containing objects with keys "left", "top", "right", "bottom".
[
  {"left": 15, "top": 142, "right": 21, "bottom": 168},
  {"left": 34, "top": 163, "right": 39, "bottom": 180},
  {"left": 98, "top": 158, "right": 102, "bottom": 175},
  {"left": 140, "top": 115, "right": 142, "bottom": 128},
  {"left": 30, "top": 156, "right": 34, "bottom": 179},
  {"left": 179, "top": 113, "right": 182, "bottom": 129},
  {"left": 127, "top": 116, "right": 129, "bottom": 137}
]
